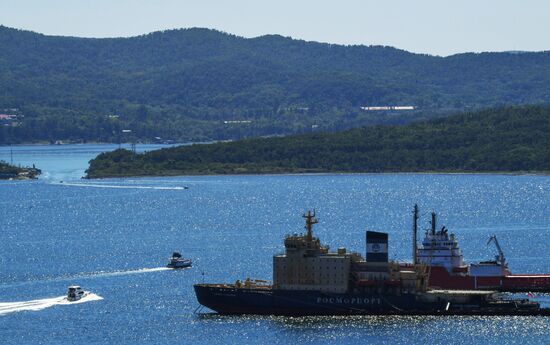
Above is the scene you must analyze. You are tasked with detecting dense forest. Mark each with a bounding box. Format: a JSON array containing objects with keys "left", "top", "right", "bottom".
[
  {"left": 85, "top": 106, "right": 550, "bottom": 178},
  {"left": 1, "top": 25, "right": 550, "bottom": 144}
]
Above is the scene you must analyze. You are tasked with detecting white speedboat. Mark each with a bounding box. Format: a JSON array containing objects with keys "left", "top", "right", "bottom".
[
  {"left": 167, "top": 252, "right": 192, "bottom": 269},
  {"left": 66, "top": 286, "right": 89, "bottom": 302}
]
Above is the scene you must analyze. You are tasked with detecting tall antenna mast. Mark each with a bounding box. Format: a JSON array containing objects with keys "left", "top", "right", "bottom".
[
  {"left": 431, "top": 211, "right": 436, "bottom": 235},
  {"left": 413, "top": 204, "right": 419, "bottom": 265},
  {"left": 303, "top": 210, "right": 318, "bottom": 242}
]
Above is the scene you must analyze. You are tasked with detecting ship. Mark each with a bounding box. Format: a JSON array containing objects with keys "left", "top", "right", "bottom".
[
  {"left": 66, "top": 285, "right": 89, "bottom": 302},
  {"left": 167, "top": 251, "right": 192, "bottom": 269},
  {"left": 194, "top": 210, "right": 549, "bottom": 316},
  {"left": 409, "top": 205, "right": 550, "bottom": 292}
]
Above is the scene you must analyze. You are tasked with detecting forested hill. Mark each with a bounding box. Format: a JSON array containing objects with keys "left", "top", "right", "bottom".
[
  {"left": 1, "top": 26, "right": 550, "bottom": 144},
  {"left": 85, "top": 106, "right": 550, "bottom": 178}
]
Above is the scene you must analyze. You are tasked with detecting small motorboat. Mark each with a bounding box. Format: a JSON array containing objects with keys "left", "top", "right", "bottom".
[
  {"left": 66, "top": 285, "right": 89, "bottom": 302},
  {"left": 167, "top": 251, "right": 192, "bottom": 269}
]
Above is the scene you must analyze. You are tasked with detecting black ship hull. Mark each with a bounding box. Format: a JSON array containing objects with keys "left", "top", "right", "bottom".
[{"left": 194, "top": 284, "right": 548, "bottom": 316}]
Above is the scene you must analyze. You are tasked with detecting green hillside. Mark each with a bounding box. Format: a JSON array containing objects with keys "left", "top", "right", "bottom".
[
  {"left": 85, "top": 106, "right": 550, "bottom": 178},
  {"left": 1, "top": 26, "right": 550, "bottom": 144}
]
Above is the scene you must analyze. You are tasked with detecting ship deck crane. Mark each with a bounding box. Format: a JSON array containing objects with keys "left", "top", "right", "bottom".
[{"left": 487, "top": 235, "right": 506, "bottom": 266}]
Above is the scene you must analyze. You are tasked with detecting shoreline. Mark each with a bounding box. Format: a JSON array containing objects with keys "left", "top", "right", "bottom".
[
  {"left": 0, "top": 141, "right": 182, "bottom": 147},
  {"left": 85, "top": 170, "right": 550, "bottom": 179}
]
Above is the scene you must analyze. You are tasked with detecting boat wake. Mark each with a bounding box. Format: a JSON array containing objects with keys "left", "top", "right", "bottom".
[
  {"left": 82, "top": 267, "right": 173, "bottom": 279},
  {"left": 0, "top": 267, "right": 173, "bottom": 288},
  {"left": 0, "top": 293, "right": 103, "bottom": 316},
  {"left": 58, "top": 182, "right": 187, "bottom": 190}
]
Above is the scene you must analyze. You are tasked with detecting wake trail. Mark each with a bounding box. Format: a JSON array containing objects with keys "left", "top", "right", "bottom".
[
  {"left": 0, "top": 267, "right": 173, "bottom": 288},
  {"left": 0, "top": 293, "right": 103, "bottom": 316},
  {"left": 84, "top": 267, "right": 173, "bottom": 279},
  {"left": 57, "top": 182, "right": 187, "bottom": 190}
]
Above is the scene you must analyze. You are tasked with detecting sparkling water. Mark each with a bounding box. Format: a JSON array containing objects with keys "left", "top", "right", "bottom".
[{"left": 1, "top": 145, "right": 549, "bottom": 344}]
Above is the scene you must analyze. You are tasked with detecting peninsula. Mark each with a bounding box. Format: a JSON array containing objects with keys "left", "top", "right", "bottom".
[
  {"left": 0, "top": 161, "right": 41, "bottom": 180},
  {"left": 85, "top": 105, "right": 550, "bottom": 178}
]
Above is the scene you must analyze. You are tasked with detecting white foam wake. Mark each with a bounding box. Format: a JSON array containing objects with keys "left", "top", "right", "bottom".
[
  {"left": 58, "top": 182, "right": 187, "bottom": 190},
  {"left": 0, "top": 293, "right": 103, "bottom": 316},
  {"left": 85, "top": 267, "right": 173, "bottom": 279},
  {"left": 0, "top": 267, "right": 174, "bottom": 289}
]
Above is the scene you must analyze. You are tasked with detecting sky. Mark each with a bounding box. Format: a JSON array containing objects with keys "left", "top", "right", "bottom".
[{"left": 0, "top": 0, "right": 548, "bottom": 56}]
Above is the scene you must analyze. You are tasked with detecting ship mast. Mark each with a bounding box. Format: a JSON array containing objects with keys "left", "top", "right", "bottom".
[
  {"left": 431, "top": 211, "right": 437, "bottom": 235},
  {"left": 413, "top": 204, "right": 419, "bottom": 265},
  {"left": 303, "top": 210, "right": 318, "bottom": 242}
]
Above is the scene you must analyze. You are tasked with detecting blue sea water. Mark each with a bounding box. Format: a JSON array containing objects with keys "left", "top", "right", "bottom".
[{"left": 1, "top": 144, "right": 550, "bottom": 344}]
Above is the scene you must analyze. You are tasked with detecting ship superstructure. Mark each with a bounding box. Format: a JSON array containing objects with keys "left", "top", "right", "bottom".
[
  {"left": 194, "top": 210, "right": 546, "bottom": 316},
  {"left": 417, "top": 211, "right": 466, "bottom": 272},
  {"left": 272, "top": 211, "right": 424, "bottom": 295}
]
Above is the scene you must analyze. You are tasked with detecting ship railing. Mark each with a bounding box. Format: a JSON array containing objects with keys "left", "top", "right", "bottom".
[
  {"left": 285, "top": 233, "right": 305, "bottom": 239},
  {"left": 233, "top": 278, "right": 273, "bottom": 289}
]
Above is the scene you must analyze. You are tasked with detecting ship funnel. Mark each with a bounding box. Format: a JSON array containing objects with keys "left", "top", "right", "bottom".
[{"left": 366, "top": 231, "right": 388, "bottom": 262}]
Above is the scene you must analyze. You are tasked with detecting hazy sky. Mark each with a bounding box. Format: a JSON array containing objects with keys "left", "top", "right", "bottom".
[{"left": 0, "top": 0, "right": 548, "bottom": 56}]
